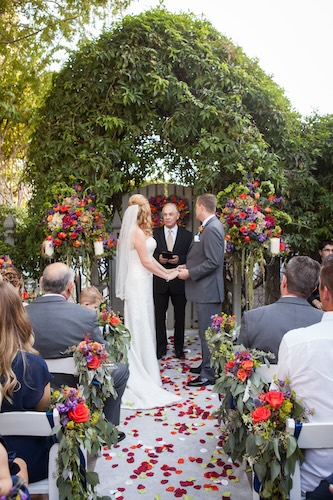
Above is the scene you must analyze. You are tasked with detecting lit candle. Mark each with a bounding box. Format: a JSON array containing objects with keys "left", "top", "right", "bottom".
[
  {"left": 94, "top": 240, "right": 104, "bottom": 256},
  {"left": 270, "top": 237, "right": 280, "bottom": 255},
  {"left": 44, "top": 240, "right": 54, "bottom": 257}
]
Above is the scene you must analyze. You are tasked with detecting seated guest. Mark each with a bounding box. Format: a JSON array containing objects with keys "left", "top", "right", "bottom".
[
  {"left": 80, "top": 286, "right": 103, "bottom": 312},
  {"left": 0, "top": 281, "right": 53, "bottom": 483},
  {"left": 26, "top": 263, "right": 129, "bottom": 441},
  {"left": 308, "top": 240, "right": 333, "bottom": 310},
  {"left": 0, "top": 436, "right": 29, "bottom": 498},
  {"left": 238, "top": 256, "right": 322, "bottom": 362},
  {"left": 273, "top": 262, "right": 333, "bottom": 499}
]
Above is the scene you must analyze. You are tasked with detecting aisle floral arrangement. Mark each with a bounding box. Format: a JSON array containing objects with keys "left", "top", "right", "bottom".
[
  {"left": 67, "top": 337, "right": 118, "bottom": 412},
  {"left": 52, "top": 386, "right": 117, "bottom": 500},
  {"left": 98, "top": 303, "right": 131, "bottom": 364},
  {"left": 242, "top": 379, "right": 308, "bottom": 499},
  {"left": 42, "top": 186, "right": 117, "bottom": 263},
  {"left": 149, "top": 194, "right": 190, "bottom": 228},
  {"left": 205, "top": 313, "right": 273, "bottom": 461}
]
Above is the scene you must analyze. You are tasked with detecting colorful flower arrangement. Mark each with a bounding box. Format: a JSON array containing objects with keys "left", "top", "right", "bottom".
[
  {"left": 205, "top": 313, "right": 274, "bottom": 461},
  {"left": 0, "top": 255, "right": 14, "bottom": 270},
  {"left": 67, "top": 337, "right": 118, "bottom": 412},
  {"left": 98, "top": 303, "right": 131, "bottom": 365},
  {"left": 217, "top": 180, "right": 291, "bottom": 308},
  {"left": 242, "top": 379, "right": 308, "bottom": 499},
  {"left": 52, "top": 386, "right": 117, "bottom": 500},
  {"left": 218, "top": 180, "right": 291, "bottom": 255},
  {"left": 149, "top": 195, "right": 190, "bottom": 228},
  {"left": 42, "top": 186, "right": 117, "bottom": 261}
]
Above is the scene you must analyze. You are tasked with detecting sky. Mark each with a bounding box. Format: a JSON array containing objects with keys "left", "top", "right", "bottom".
[{"left": 116, "top": 0, "right": 333, "bottom": 117}]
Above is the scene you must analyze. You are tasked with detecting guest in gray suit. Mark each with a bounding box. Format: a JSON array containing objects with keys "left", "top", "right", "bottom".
[
  {"left": 238, "top": 256, "right": 323, "bottom": 362},
  {"left": 26, "top": 263, "right": 129, "bottom": 441},
  {"left": 178, "top": 194, "right": 225, "bottom": 387}
]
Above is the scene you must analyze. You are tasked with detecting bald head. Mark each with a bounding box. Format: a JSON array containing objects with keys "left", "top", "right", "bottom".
[{"left": 42, "top": 262, "right": 74, "bottom": 296}]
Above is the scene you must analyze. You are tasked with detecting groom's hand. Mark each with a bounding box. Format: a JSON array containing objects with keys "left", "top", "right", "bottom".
[{"left": 178, "top": 267, "right": 189, "bottom": 280}]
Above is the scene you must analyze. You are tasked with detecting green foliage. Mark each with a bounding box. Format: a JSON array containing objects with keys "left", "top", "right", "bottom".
[{"left": 27, "top": 8, "right": 296, "bottom": 227}]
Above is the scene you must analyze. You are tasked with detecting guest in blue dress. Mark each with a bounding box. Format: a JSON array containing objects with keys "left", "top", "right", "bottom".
[
  {"left": 0, "top": 281, "right": 53, "bottom": 484},
  {"left": 0, "top": 436, "right": 30, "bottom": 498}
]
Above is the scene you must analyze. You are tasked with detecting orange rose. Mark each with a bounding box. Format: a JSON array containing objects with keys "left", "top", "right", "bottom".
[
  {"left": 242, "top": 359, "right": 253, "bottom": 370},
  {"left": 244, "top": 236, "right": 250, "bottom": 242},
  {"left": 110, "top": 316, "right": 120, "bottom": 326},
  {"left": 254, "top": 192, "right": 260, "bottom": 199},
  {"left": 268, "top": 194, "right": 275, "bottom": 201},
  {"left": 68, "top": 402, "right": 90, "bottom": 423},
  {"left": 58, "top": 232, "right": 67, "bottom": 239},
  {"left": 73, "top": 240, "right": 82, "bottom": 247},
  {"left": 239, "top": 193, "right": 247, "bottom": 199},
  {"left": 265, "top": 390, "right": 284, "bottom": 409},
  {"left": 249, "top": 223, "right": 256, "bottom": 231},
  {"left": 54, "top": 238, "right": 62, "bottom": 246},
  {"left": 87, "top": 354, "right": 101, "bottom": 370},
  {"left": 252, "top": 406, "right": 271, "bottom": 423},
  {"left": 236, "top": 368, "right": 247, "bottom": 382}
]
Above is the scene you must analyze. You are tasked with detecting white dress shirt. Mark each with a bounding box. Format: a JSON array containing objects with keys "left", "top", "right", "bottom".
[{"left": 274, "top": 312, "right": 333, "bottom": 493}]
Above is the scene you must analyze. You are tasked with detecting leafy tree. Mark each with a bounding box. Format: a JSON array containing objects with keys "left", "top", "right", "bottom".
[{"left": 0, "top": 0, "right": 131, "bottom": 208}]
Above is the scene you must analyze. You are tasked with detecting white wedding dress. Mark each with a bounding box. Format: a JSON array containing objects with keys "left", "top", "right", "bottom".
[{"left": 121, "top": 237, "right": 181, "bottom": 410}]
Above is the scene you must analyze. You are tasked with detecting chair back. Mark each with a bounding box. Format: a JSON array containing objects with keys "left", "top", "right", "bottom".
[
  {"left": 45, "top": 357, "right": 77, "bottom": 375},
  {"left": 287, "top": 418, "right": 333, "bottom": 500},
  {"left": 0, "top": 409, "right": 60, "bottom": 499}
]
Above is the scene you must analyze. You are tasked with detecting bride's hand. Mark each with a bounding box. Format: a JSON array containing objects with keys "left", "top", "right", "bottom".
[{"left": 165, "top": 269, "right": 179, "bottom": 282}]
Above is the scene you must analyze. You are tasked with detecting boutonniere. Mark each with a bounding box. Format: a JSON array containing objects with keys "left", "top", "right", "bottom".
[{"left": 198, "top": 225, "right": 205, "bottom": 233}]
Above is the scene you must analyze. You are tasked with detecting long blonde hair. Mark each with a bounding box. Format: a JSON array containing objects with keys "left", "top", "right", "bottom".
[
  {"left": 128, "top": 194, "right": 152, "bottom": 236},
  {"left": 0, "top": 281, "right": 37, "bottom": 403}
]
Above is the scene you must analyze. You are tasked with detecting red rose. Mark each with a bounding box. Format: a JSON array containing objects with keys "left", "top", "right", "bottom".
[
  {"left": 54, "top": 238, "right": 62, "bottom": 246},
  {"left": 239, "top": 193, "right": 247, "bottom": 199},
  {"left": 265, "top": 390, "right": 284, "bottom": 409},
  {"left": 249, "top": 223, "right": 256, "bottom": 231},
  {"left": 110, "top": 316, "right": 120, "bottom": 326},
  {"left": 68, "top": 402, "right": 90, "bottom": 423},
  {"left": 87, "top": 354, "right": 101, "bottom": 370},
  {"left": 252, "top": 406, "right": 271, "bottom": 423},
  {"left": 244, "top": 236, "right": 250, "bottom": 242}
]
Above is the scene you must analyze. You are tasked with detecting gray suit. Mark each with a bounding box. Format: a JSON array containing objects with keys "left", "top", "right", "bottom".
[
  {"left": 185, "top": 215, "right": 225, "bottom": 380},
  {"left": 238, "top": 296, "right": 323, "bottom": 362},
  {"left": 26, "top": 295, "right": 129, "bottom": 425}
]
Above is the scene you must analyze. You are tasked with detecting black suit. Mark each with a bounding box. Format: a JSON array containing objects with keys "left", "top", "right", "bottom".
[
  {"left": 26, "top": 295, "right": 129, "bottom": 425},
  {"left": 153, "top": 226, "right": 192, "bottom": 357}
]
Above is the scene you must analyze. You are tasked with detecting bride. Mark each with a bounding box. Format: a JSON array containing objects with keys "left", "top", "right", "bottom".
[{"left": 116, "top": 194, "right": 181, "bottom": 410}]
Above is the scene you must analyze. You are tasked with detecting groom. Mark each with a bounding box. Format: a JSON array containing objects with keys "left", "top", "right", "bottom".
[{"left": 178, "top": 194, "right": 224, "bottom": 387}]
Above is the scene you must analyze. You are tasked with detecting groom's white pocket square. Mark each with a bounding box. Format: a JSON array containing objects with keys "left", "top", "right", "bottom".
[{"left": 194, "top": 235, "right": 200, "bottom": 242}]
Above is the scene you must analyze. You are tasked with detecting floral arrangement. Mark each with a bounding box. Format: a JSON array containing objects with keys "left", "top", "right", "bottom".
[
  {"left": 218, "top": 180, "right": 291, "bottom": 255},
  {"left": 149, "top": 194, "right": 190, "bottom": 228},
  {"left": 242, "top": 379, "right": 308, "bottom": 499},
  {"left": 98, "top": 303, "right": 131, "bottom": 365},
  {"left": 42, "top": 185, "right": 117, "bottom": 261},
  {"left": 217, "top": 180, "right": 291, "bottom": 307},
  {"left": 205, "top": 313, "right": 273, "bottom": 461},
  {"left": 0, "top": 476, "right": 29, "bottom": 500},
  {"left": 52, "top": 386, "right": 117, "bottom": 500},
  {"left": 0, "top": 255, "right": 14, "bottom": 270},
  {"left": 67, "top": 337, "right": 118, "bottom": 412}
]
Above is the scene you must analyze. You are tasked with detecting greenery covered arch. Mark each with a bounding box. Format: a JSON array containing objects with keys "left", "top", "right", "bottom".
[{"left": 27, "top": 8, "right": 297, "bottom": 213}]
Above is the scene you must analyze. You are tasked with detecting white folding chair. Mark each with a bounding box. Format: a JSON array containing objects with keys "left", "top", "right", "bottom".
[
  {"left": 287, "top": 418, "right": 333, "bottom": 500},
  {"left": 45, "top": 357, "right": 77, "bottom": 375},
  {"left": 0, "top": 409, "right": 60, "bottom": 499},
  {"left": 256, "top": 364, "right": 277, "bottom": 384}
]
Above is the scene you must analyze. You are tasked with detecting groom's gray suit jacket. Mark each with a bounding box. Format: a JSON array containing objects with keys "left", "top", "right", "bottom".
[
  {"left": 185, "top": 215, "right": 225, "bottom": 304},
  {"left": 238, "top": 296, "right": 323, "bottom": 362}
]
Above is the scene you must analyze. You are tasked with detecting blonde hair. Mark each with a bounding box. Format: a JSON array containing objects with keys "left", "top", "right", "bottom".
[
  {"left": 80, "top": 286, "right": 103, "bottom": 305},
  {"left": 128, "top": 194, "right": 152, "bottom": 236},
  {"left": 0, "top": 281, "right": 37, "bottom": 403},
  {"left": 1, "top": 267, "right": 24, "bottom": 292}
]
